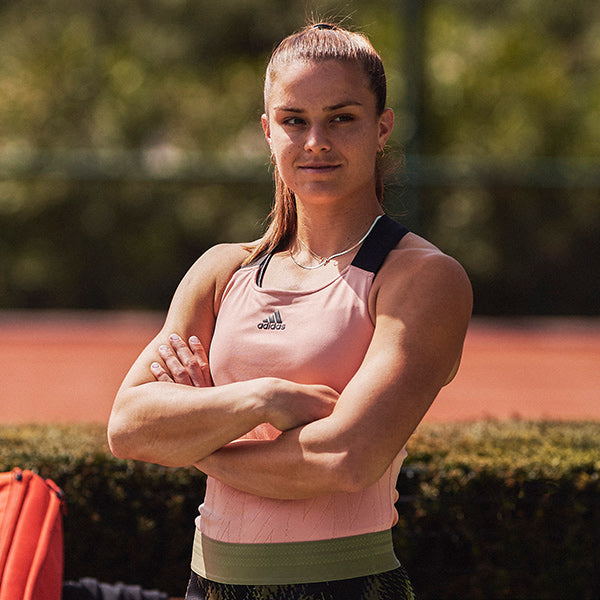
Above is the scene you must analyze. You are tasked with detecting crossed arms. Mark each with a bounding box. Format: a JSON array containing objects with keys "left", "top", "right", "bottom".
[{"left": 108, "top": 239, "right": 472, "bottom": 499}]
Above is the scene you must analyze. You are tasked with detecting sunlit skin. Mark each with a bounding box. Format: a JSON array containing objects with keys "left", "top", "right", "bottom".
[
  {"left": 105, "top": 29, "right": 472, "bottom": 597},
  {"left": 262, "top": 59, "right": 394, "bottom": 259},
  {"left": 108, "top": 54, "right": 472, "bottom": 501}
]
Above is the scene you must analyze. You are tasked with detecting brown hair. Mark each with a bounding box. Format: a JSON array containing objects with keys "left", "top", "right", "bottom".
[{"left": 244, "top": 22, "right": 388, "bottom": 265}]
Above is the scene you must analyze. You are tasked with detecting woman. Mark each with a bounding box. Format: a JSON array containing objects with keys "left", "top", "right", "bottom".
[{"left": 108, "top": 22, "right": 472, "bottom": 600}]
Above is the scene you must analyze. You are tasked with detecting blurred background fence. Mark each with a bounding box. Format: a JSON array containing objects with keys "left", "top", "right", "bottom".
[{"left": 1, "top": 0, "right": 598, "bottom": 317}]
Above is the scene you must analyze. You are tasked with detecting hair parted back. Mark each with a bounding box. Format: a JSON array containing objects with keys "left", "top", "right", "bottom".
[{"left": 244, "top": 21, "right": 388, "bottom": 266}]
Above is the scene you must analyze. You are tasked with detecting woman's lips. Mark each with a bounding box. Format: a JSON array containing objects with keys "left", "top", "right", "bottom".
[{"left": 298, "top": 164, "right": 341, "bottom": 172}]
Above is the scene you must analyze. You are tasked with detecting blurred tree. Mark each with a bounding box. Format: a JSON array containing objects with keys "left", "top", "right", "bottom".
[
  {"left": 0, "top": 0, "right": 598, "bottom": 314},
  {"left": 417, "top": 1, "right": 600, "bottom": 314}
]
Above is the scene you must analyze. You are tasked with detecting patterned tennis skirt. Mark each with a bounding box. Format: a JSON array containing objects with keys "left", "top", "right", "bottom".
[{"left": 184, "top": 565, "right": 416, "bottom": 600}]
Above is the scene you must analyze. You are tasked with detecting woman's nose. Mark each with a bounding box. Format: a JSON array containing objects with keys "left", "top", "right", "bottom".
[{"left": 304, "top": 124, "right": 331, "bottom": 153}]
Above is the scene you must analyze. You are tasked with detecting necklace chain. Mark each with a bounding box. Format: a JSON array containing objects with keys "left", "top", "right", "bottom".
[{"left": 289, "top": 215, "right": 382, "bottom": 270}]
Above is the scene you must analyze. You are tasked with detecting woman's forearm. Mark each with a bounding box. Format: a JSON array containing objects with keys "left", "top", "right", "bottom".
[
  {"left": 108, "top": 376, "right": 337, "bottom": 468},
  {"left": 196, "top": 417, "right": 359, "bottom": 499},
  {"left": 108, "top": 379, "right": 267, "bottom": 467}
]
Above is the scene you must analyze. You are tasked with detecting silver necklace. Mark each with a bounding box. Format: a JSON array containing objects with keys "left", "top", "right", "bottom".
[{"left": 289, "top": 215, "right": 382, "bottom": 270}]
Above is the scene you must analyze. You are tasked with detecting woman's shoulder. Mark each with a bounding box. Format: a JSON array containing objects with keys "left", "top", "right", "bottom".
[
  {"left": 388, "top": 232, "right": 468, "bottom": 277},
  {"left": 198, "top": 241, "right": 256, "bottom": 269},
  {"left": 186, "top": 242, "right": 257, "bottom": 289},
  {"left": 166, "top": 242, "right": 259, "bottom": 331},
  {"left": 375, "top": 232, "right": 472, "bottom": 310}
]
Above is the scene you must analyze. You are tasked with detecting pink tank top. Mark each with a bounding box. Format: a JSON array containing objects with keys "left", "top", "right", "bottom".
[{"left": 198, "top": 216, "right": 409, "bottom": 544}]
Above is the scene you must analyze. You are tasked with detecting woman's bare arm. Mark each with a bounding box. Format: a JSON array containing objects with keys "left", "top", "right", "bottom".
[
  {"left": 107, "top": 243, "right": 337, "bottom": 467},
  {"left": 195, "top": 246, "right": 473, "bottom": 498}
]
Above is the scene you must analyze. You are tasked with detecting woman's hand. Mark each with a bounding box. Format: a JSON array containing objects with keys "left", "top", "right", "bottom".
[
  {"left": 262, "top": 379, "right": 339, "bottom": 431},
  {"left": 149, "top": 333, "right": 336, "bottom": 431},
  {"left": 150, "top": 333, "right": 213, "bottom": 387}
]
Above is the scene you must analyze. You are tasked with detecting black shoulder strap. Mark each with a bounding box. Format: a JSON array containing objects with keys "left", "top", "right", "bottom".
[
  {"left": 351, "top": 215, "right": 409, "bottom": 275},
  {"left": 255, "top": 251, "right": 274, "bottom": 287},
  {"left": 255, "top": 215, "right": 408, "bottom": 286}
]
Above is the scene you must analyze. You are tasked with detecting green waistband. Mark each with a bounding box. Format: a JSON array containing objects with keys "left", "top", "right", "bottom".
[{"left": 191, "top": 529, "right": 400, "bottom": 585}]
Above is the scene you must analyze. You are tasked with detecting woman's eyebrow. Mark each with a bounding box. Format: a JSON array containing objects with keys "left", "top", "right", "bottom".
[
  {"left": 273, "top": 106, "right": 304, "bottom": 113},
  {"left": 273, "top": 101, "right": 363, "bottom": 113},
  {"left": 325, "top": 101, "right": 363, "bottom": 111}
]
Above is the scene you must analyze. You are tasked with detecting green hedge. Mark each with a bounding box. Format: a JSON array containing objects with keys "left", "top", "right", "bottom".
[
  {"left": 1, "top": 422, "right": 598, "bottom": 599},
  {"left": 397, "top": 422, "right": 600, "bottom": 600}
]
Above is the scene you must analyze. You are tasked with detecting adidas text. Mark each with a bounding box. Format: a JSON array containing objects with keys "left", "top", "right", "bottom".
[{"left": 257, "top": 310, "right": 286, "bottom": 331}]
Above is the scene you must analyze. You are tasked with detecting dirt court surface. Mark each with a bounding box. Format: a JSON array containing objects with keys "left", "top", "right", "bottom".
[{"left": 0, "top": 311, "right": 598, "bottom": 425}]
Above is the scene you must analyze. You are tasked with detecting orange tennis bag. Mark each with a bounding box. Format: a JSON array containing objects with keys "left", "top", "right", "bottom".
[{"left": 0, "top": 468, "right": 65, "bottom": 600}]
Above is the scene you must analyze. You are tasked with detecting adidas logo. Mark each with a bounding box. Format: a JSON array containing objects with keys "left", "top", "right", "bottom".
[{"left": 257, "top": 310, "right": 286, "bottom": 331}]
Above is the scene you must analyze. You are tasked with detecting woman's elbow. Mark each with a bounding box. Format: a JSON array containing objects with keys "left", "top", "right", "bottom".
[
  {"left": 107, "top": 392, "right": 140, "bottom": 460},
  {"left": 107, "top": 418, "right": 157, "bottom": 463},
  {"left": 107, "top": 412, "right": 134, "bottom": 460},
  {"left": 302, "top": 430, "right": 385, "bottom": 494},
  {"left": 332, "top": 452, "right": 384, "bottom": 494}
]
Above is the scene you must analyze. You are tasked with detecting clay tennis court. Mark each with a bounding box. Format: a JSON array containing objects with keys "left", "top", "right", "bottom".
[{"left": 0, "top": 311, "right": 598, "bottom": 424}]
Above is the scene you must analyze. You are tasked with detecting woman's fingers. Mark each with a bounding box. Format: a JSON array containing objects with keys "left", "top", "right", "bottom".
[
  {"left": 189, "top": 336, "right": 213, "bottom": 387},
  {"left": 154, "top": 333, "right": 212, "bottom": 387},
  {"left": 158, "top": 338, "right": 193, "bottom": 385},
  {"left": 150, "top": 361, "right": 174, "bottom": 383}
]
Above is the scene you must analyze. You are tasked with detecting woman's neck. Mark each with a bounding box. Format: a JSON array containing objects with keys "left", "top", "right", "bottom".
[{"left": 294, "top": 203, "right": 384, "bottom": 260}]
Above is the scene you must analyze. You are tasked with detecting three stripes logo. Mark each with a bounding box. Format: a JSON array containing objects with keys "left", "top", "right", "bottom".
[{"left": 257, "top": 310, "right": 286, "bottom": 331}]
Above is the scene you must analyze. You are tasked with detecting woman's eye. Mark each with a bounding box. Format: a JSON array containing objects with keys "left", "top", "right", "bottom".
[
  {"left": 333, "top": 114, "right": 354, "bottom": 123},
  {"left": 283, "top": 117, "right": 305, "bottom": 126}
]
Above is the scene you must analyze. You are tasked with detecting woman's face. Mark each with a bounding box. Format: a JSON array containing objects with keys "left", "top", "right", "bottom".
[{"left": 262, "top": 59, "right": 394, "bottom": 207}]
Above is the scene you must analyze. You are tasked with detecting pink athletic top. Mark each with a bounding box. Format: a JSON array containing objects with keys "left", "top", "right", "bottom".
[{"left": 196, "top": 216, "right": 410, "bottom": 546}]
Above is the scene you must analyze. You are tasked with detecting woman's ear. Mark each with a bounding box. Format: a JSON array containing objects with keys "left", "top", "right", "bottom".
[
  {"left": 261, "top": 113, "right": 271, "bottom": 146},
  {"left": 377, "top": 108, "right": 394, "bottom": 148}
]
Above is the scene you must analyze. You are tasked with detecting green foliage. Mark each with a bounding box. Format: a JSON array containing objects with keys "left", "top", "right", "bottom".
[
  {"left": 1, "top": 0, "right": 599, "bottom": 314},
  {"left": 408, "top": 420, "right": 600, "bottom": 476},
  {"left": 0, "top": 0, "right": 401, "bottom": 311},
  {"left": 0, "top": 0, "right": 397, "bottom": 154},
  {"left": 1, "top": 422, "right": 598, "bottom": 598},
  {"left": 398, "top": 422, "right": 600, "bottom": 599},
  {"left": 425, "top": 1, "right": 600, "bottom": 157},
  {"left": 418, "top": 1, "right": 600, "bottom": 315},
  {"left": 0, "top": 424, "right": 206, "bottom": 595}
]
